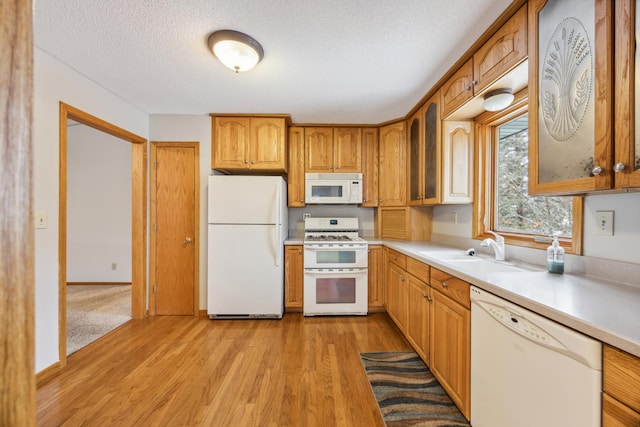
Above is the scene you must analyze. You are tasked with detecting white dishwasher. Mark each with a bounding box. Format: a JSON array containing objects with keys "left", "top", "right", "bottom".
[{"left": 470, "top": 286, "right": 602, "bottom": 427}]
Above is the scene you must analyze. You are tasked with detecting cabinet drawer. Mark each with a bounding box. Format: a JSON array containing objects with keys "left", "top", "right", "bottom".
[
  {"left": 604, "top": 345, "right": 640, "bottom": 413},
  {"left": 387, "top": 248, "right": 407, "bottom": 269},
  {"left": 603, "top": 393, "right": 640, "bottom": 426},
  {"left": 406, "top": 257, "right": 430, "bottom": 284},
  {"left": 430, "top": 268, "right": 470, "bottom": 309}
]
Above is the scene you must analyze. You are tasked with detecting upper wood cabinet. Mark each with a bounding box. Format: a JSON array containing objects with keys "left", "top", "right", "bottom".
[
  {"left": 304, "top": 127, "right": 362, "bottom": 172},
  {"left": 442, "top": 121, "right": 474, "bottom": 204},
  {"left": 441, "top": 59, "right": 475, "bottom": 118},
  {"left": 288, "top": 127, "right": 305, "bottom": 207},
  {"left": 473, "top": 5, "right": 528, "bottom": 93},
  {"left": 304, "top": 127, "right": 333, "bottom": 171},
  {"left": 212, "top": 116, "right": 287, "bottom": 173},
  {"left": 361, "top": 128, "right": 379, "bottom": 207},
  {"left": 334, "top": 128, "right": 362, "bottom": 172},
  {"left": 441, "top": 5, "right": 528, "bottom": 118},
  {"left": 409, "top": 92, "right": 442, "bottom": 205},
  {"left": 528, "top": 0, "right": 614, "bottom": 195},
  {"left": 378, "top": 122, "right": 407, "bottom": 206},
  {"left": 614, "top": 0, "right": 640, "bottom": 189}
]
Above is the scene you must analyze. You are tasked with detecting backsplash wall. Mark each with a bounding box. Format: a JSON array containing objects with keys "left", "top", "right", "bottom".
[{"left": 288, "top": 206, "right": 375, "bottom": 237}]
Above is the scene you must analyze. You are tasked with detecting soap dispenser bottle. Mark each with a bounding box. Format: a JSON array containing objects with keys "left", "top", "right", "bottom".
[{"left": 546, "top": 233, "right": 565, "bottom": 274}]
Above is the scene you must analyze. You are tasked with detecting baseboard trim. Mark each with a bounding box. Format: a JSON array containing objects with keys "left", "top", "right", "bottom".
[
  {"left": 36, "top": 361, "right": 62, "bottom": 388},
  {"left": 198, "top": 309, "right": 208, "bottom": 317},
  {"left": 67, "top": 282, "right": 132, "bottom": 286}
]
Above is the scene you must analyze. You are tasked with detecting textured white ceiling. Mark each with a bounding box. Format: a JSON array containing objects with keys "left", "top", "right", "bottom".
[{"left": 34, "top": 0, "right": 513, "bottom": 124}]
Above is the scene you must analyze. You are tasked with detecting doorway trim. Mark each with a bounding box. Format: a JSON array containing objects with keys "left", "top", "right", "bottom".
[
  {"left": 59, "top": 102, "right": 147, "bottom": 366},
  {"left": 149, "top": 141, "right": 200, "bottom": 316}
]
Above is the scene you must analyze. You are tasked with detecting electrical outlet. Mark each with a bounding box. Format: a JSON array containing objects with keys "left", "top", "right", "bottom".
[
  {"left": 303, "top": 213, "right": 311, "bottom": 221},
  {"left": 595, "top": 210, "right": 614, "bottom": 236},
  {"left": 111, "top": 262, "right": 118, "bottom": 270},
  {"left": 449, "top": 212, "right": 458, "bottom": 224},
  {"left": 35, "top": 211, "right": 47, "bottom": 229}
]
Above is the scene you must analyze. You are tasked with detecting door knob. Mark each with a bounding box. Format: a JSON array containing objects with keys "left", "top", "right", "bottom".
[{"left": 184, "top": 236, "right": 193, "bottom": 244}]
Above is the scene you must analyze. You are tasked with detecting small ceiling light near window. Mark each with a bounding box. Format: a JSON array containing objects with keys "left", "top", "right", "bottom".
[
  {"left": 207, "top": 30, "right": 264, "bottom": 73},
  {"left": 483, "top": 88, "right": 514, "bottom": 112}
]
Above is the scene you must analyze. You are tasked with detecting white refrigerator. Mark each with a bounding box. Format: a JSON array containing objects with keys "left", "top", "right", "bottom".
[{"left": 207, "top": 175, "right": 288, "bottom": 319}]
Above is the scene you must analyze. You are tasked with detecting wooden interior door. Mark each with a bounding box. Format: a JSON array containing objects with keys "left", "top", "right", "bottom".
[{"left": 151, "top": 142, "right": 199, "bottom": 315}]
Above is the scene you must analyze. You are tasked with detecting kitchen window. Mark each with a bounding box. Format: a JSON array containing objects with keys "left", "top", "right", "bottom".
[{"left": 473, "top": 91, "right": 582, "bottom": 254}]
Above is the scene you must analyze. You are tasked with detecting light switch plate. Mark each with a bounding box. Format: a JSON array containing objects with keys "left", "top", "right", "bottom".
[
  {"left": 35, "top": 211, "right": 47, "bottom": 229},
  {"left": 595, "top": 210, "right": 614, "bottom": 236}
]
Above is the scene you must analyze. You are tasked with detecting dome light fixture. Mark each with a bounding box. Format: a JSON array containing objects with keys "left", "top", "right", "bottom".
[
  {"left": 482, "top": 88, "right": 514, "bottom": 112},
  {"left": 207, "top": 30, "right": 264, "bottom": 73}
]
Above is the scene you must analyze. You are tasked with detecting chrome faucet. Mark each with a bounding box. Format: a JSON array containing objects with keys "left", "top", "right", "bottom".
[{"left": 481, "top": 231, "right": 505, "bottom": 261}]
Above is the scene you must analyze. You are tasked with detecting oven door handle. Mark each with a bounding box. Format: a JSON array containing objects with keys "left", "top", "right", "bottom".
[
  {"left": 304, "top": 245, "right": 368, "bottom": 251},
  {"left": 304, "top": 268, "right": 368, "bottom": 275}
]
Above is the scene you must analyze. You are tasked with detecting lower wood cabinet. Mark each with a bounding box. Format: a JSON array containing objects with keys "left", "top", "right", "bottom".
[
  {"left": 284, "top": 245, "right": 303, "bottom": 310},
  {"left": 382, "top": 254, "right": 470, "bottom": 420},
  {"left": 603, "top": 344, "right": 640, "bottom": 426},
  {"left": 407, "top": 274, "right": 431, "bottom": 365},
  {"left": 367, "top": 245, "right": 384, "bottom": 311},
  {"left": 430, "top": 286, "right": 470, "bottom": 420},
  {"left": 385, "top": 262, "right": 408, "bottom": 331}
]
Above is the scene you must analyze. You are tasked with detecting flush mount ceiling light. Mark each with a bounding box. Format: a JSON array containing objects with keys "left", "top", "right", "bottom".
[
  {"left": 482, "top": 88, "right": 514, "bottom": 112},
  {"left": 207, "top": 30, "right": 264, "bottom": 73}
]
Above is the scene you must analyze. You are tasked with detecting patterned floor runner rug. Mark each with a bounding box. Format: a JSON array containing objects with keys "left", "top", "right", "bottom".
[{"left": 360, "top": 352, "right": 470, "bottom": 427}]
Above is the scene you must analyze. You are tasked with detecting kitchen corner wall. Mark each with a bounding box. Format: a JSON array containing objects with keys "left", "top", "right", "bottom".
[
  {"left": 148, "top": 114, "right": 212, "bottom": 311},
  {"left": 34, "top": 48, "right": 149, "bottom": 372}
]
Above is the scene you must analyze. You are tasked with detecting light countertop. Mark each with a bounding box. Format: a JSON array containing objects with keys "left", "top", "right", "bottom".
[{"left": 286, "top": 237, "right": 640, "bottom": 357}]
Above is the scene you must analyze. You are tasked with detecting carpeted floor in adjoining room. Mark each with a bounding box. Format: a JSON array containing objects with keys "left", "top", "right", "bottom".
[
  {"left": 361, "top": 352, "right": 470, "bottom": 427},
  {"left": 66, "top": 284, "right": 132, "bottom": 355}
]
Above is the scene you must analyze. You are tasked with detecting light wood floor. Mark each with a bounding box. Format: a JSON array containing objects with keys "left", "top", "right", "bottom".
[{"left": 37, "top": 313, "right": 412, "bottom": 426}]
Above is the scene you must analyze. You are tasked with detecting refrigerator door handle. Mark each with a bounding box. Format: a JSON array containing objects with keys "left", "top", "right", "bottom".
[
  {"left": 274, "top": 184, "right": 282, "bottom": 267},
  {"left": 274, "top": 224, "right": 280, "bottom": 267}
]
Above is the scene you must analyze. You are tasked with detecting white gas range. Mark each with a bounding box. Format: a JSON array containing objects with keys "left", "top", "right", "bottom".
[{"left": 303, "top": 217, "right": 368, "bottom": 316}]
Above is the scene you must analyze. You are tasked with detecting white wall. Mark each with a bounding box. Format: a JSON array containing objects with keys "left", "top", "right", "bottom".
[
  {"left": 67, "top": 124, "right": 132, "bottom": 282},
  {"left": 148, "top": 115, "right": 212, "bottom": 309},
  {"left": 34, "top": 48, "right": 148, "bottom": 371}
]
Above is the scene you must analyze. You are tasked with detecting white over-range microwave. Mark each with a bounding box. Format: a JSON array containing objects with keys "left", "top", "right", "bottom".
[{"left": 305, "top": 173, "right": 363, "bottom": 204}]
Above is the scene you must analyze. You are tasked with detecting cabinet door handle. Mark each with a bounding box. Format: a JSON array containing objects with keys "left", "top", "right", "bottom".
[
  {"left": 613, "top": 162, "right": 626, "bottom": 173},
  {"left": 298, "top": 249, "right": 302, "bottom": 254},
  {"left": 244, "top": 159, "right": 249, "bottom": 164},
  {"left": 465, "top": 84, "right": 471, "bottom": 91},
  {"left": 591, "top": 165, "right": 602, "bottom": 176},
  {"left": 251, "top": 160, "right": 255, "bottom": 164},
  {"left": 400, "top": 276, "right": 404, "bottom": 281},
  {"left": 441, "top": 281, "right": 448, "bottom": 288},
  {"left": 393, "top": 256, "right": 397, "bottom": 261},
  {"left": 425, "top": 295, "right": 433, "bottom": 302}
]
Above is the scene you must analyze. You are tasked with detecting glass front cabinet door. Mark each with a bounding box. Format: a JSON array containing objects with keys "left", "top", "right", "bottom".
[{"left": 528, "top": 0, "right": 614, "bottom": 195}]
